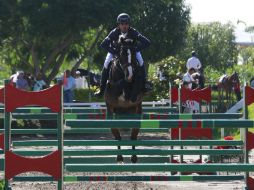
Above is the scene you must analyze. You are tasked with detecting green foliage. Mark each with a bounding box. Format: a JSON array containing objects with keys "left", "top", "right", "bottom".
[
  {"left": 204, "top": 65, "right": 222, "bottom": 83},
  {"left": 0, "top": 0, "right": 138, "bottom": 82},
  {"left": 0, "top": 0, "right": 190, "bottom": 83},
  {"left": 148, "top": 56, "right": 185, "bottom": 100},
  {"left": 153, "top": 56, "right": 186, "bottom": 83},
  {"left": 132, "top": 0, "right": 190, "bottom": 63},
  {"left": 177, "top": 22, "right": 238, "bottom": 71},
  {"left": 74, "top": 88, "right": 103, "bottom": 102},
  {"left": 0, "top": 181, "right": 3, "bottom": 190},
  {"left": 248, "top": 103, "right": 254, "bottom": 119}
]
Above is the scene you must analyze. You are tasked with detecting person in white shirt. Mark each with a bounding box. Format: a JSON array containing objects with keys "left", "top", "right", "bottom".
[
  {"left": 75, "top": 71, "right": 85, "bottom": 89},
  {"left": 183, "top": 68, "right": 198, "bottom": 89},
  {"left": 157, "top": 66, "right": 166, "bottom": 81},
  {"left": 33, "top": 73, "right": 46, "bottom": 91},
  {"left": 186, "top": 51, "right": 202, "bottom": 71}
]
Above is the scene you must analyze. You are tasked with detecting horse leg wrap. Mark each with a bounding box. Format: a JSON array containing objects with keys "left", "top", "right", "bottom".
[{"left": 99, "top": 68, "right": 109, "bottom": 92}]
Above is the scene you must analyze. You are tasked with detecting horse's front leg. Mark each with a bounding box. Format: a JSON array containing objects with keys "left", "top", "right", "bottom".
[
  {"left": 111, "top": 128, "right": 123, "bottom": 162},
  {"left": 107, "top": 105, "right": 123, "bottom": 163},
  {"left": 130, "top": 128, "right": 140, "bottom": 163}
]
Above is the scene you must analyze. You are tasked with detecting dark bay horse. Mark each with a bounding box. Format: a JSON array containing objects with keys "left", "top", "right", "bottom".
[
  {"left": 191, "top": 72, "right": 205, "bottom": 89},
  {"left": 218, "top": 72, "right": 241, "bottom": 105},
  {"left": 104, "top": 35, "right": 143, "bottom": 163}
]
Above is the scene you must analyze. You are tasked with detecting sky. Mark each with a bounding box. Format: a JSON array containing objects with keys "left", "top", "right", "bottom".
[{"left": 185, "top": 0, "right": 254, "bottom": 43}]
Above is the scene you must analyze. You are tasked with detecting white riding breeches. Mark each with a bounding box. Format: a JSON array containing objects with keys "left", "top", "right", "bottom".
[{"left": 103, "top": 52, "right": 144, "bottom": 69}]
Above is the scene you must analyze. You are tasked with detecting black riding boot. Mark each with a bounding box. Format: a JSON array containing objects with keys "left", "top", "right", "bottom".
[
  {"left": 94, "top": 67, "right": 109, "bottom": 97},
  {"left": 130, "top": 67, "right": 143, "bottom": 102},
  {"left": 140, "top": 65, "right": 153, "bottom": 93}
]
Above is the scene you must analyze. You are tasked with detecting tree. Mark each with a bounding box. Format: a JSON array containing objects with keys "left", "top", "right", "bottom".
[
  {"left": 132, "top": 0, "right": 190, "bottom": 63},
  {"left": 0, "top": 0, "right": 137, "bottom": 83},
  {"left": 177, "top": 22, "right": 238, "bottom": 72},
  {"left": 0, "top": 0, "right": 190, "bottom": 83}
]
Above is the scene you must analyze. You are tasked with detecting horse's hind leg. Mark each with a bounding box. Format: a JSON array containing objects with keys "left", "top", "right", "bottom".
[
  {"left": 111, "top": 128, "right": 123, "bottom": 162},
  {"left": 130, "top": 128, "right": 139, "bottom": 163}
]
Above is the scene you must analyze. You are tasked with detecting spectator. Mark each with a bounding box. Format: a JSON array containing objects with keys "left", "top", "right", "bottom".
[
  {"left": 10, "top": 71, "right": 21, "bottom": 85},
  {"left": 16, "top": 71, "right": 29, "bottom": 90},
  {"left": 182, "top": 68, "right": 198, "bottom": 90},
  {"left": 250, "top": 77, "right": 254, "bottom": 88},
  {"left": 75, "top": 71, "right": 85, "bottom": 89},
  {"left": 33, "top": 73, "right": 47, "bottom": 91},
  {"left": 63, "top": 70, "right": 76, "bottom": 103},
  {"left": 157, "top": 66, "right": 166, "bottom": 81},
  {"left": 24, "top": 72, "right": 33, "bottom": 88}
]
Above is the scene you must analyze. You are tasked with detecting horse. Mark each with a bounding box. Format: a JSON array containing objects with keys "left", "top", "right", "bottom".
[
  {"left": 191, "top": 72, "right": 205, "bottom": 89},
  {"left": 173, "top": 72, "right": 205, "bottom": 90},
  {"left": 104, "top": 35, "right": 143, "bottom": 163},
  {"left": 217, "top": 72, "right": 241, "bottom": 107}
]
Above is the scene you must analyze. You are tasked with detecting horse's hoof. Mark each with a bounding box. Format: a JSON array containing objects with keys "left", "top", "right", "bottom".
[
  {"left": 131, "top": 155, "right": 138, "bottom": 163},
  {"left": 117, "top": 155, "right": 124, "bottom": 162}
]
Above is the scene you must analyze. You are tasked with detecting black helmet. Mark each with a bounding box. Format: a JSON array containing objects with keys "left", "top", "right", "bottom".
[
  {"left": 117, "top": 13, "right": 130, "bottom": 24},
  {"left": 191, "top": 51, "right": 196, "bottom": 56}
]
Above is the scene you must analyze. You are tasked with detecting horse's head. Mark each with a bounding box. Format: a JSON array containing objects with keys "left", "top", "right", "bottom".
[
  {"left": 231, "top": 72, "right": 240, "bottom": 83},
  {"left": 117, "top": 34, "right": 136, "bottom": 82},
  {"left": 228, "top": 71, "right": 240, "bottom": 91}
]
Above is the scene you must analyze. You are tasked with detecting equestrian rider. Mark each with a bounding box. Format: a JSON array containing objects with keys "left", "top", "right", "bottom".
[
  {"left": 186, "top": 51, "right": 202, "bottom": 72},
  {"left": 94, "top": 13, "right": 151, "bottom": 97}
]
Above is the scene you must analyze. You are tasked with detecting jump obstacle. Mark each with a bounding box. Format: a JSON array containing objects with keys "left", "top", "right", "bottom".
[{"left": 0, "top": 82, "right": 253, "bottom": 189}]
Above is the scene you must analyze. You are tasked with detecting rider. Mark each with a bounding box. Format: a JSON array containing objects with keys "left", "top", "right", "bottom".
[
  {"left": 186, "top": 51, "right": 202, "bottom": 72},
  {"left": 94, "top": 13, "right": 151, "bottom": 97}
]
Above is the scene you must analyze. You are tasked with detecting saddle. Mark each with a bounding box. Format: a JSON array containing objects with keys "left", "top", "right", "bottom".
[{"left": 219, "top": 74, "right": 227, "bottom": 84}]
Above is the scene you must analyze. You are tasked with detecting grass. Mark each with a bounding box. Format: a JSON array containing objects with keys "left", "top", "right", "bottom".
[{"left": 0, "top": 181, "right": 4, "bottom": 190}]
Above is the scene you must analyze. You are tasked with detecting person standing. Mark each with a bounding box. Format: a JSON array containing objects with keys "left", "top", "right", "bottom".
[
  {"left": 182, "top": 68, "right": 198, "bottom": 90},
  {"left": 75, "top": 71, "right": 85, "bottom": 89},
  {"left": 33, "top": 73, "right": 46, "bottom": 91},
  {"left": 16, "top": 71, "right": 29, "bottom": 90},
  {"left": 186, "top": 51, "right": 202, "bottom": 72},
  {"left": 63, "top": 70, "right": 76, "bottom": 103}
]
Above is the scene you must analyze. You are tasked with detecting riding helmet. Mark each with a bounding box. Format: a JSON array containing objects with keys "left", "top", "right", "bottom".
[
  {"left": 117, "top": 13, "right": 131, "bottom": 24},
  {"left": 191, "top": 51, "right": 196, "bottom": 56}
]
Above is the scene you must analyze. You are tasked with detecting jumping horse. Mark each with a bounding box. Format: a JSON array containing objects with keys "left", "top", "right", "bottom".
[{"left": 104, "top": 34, "right": 144, "bottom": 163}]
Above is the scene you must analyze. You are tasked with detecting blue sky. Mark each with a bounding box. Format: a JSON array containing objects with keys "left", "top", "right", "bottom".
[{"left": 185, "top": 0, "right": 254, "bottom": 43}]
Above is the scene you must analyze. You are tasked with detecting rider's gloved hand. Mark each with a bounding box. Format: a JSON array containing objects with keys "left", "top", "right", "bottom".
[{"left": 112, "top": 48, "right": 119, "bottom": 55}]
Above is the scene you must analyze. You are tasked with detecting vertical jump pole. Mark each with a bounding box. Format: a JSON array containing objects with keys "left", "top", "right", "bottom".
[
  {"left": 4, "top": 80, "right": 11, "bottom": 190},
  {"left": 178, "top": 86, "right": 183, "bottom": 175},
  {"left": 243, "top": 85, "right": 249, "bottom": 189},
  {"left": 57, "top": 83, "right": 64, "bottom": 190}
]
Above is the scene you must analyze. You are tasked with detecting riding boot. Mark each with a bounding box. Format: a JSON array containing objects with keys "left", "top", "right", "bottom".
[
  {"left": 130, "top": 68, "right": 143, "bottom": 102},
  {"left": 140, "top": 65, "right": 153, "bottom": 93},
  {"left": 94, "top": 67, "right": 109, "bottom": 97}
]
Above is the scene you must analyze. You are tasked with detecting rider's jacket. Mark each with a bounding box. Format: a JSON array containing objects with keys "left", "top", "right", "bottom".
[{"left": 100, "top": 27, "right": 150, "bottom": 54}]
